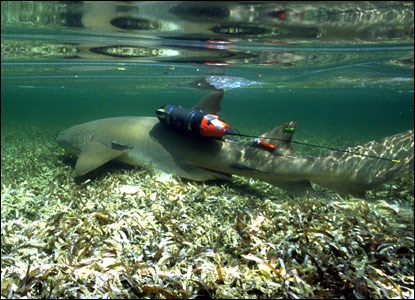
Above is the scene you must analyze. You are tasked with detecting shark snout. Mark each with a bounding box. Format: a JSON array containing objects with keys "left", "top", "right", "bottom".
[
  {"left": 56, "top": 129, "right": 78, "bottom": 153},
  {"left": 56, "top": 130, "right": 68, "bottom": 146}
]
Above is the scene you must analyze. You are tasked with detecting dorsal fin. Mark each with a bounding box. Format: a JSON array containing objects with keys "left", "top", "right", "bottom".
[
  {"left": 192, "top": 90, "right": 224, "bottom": 114},
  {"left": 259, "top": 121, "right": 297, "bottom": 156}
]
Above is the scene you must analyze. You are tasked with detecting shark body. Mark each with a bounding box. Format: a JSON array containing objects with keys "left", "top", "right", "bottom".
[{"left": 57, "top": 92, "right": 414, "bottom": 196}]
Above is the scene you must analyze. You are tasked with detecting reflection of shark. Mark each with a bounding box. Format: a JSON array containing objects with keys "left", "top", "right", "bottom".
[{"left": 57, "top": 91, "right": 413, "bottom": 196}]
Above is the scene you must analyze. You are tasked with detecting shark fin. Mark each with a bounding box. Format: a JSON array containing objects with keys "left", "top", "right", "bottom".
[
  {"left": 161, "top": 159, "right": 231, "bottom": 181},
  {"left": 75, "top": 142, "right": 123, "bottom": 176},
  {"left": 259, "top": 121, "right": 297, "bottom": 156},
  {"left": 268, "top": 179, "right": 315, "bottom": 196},
  {"left": 192, "top": 90, "right": 224, "bottom": 114},
  {"left": 196, "top": 166, "right": 233, "bottom": 181}
]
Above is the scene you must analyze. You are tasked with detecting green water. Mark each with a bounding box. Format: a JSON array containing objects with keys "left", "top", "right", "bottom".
[{"left": 2, "top": 83, "right": 414, "bottom": 132}]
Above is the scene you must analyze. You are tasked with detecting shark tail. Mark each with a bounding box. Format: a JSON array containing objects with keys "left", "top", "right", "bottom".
[{"left": 313, "top": 130, "right": 414, "bottom": 196}]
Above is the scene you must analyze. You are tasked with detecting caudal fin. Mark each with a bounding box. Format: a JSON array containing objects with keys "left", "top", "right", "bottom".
[{"left": 312, "top": 130, "right": 414, "bottom": 196}]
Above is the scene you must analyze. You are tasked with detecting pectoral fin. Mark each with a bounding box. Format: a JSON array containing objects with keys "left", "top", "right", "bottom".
[
  {"left": 167, "top": 160, "right": 232, "bottom": 181},
  {"left": 75, "top": 143, "right": 123, "bottom": 176},
  {"left": 267, "top": 179, "right": 315, "bottom": 196}
]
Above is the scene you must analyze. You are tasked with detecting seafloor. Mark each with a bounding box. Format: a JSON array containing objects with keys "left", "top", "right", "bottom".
[{"left": 1, "top": 122, "right": 414, "bottom": 299}]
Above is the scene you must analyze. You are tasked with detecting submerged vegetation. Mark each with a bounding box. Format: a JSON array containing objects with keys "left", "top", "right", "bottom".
[{"left": 1, "top": 122, "right": 414, "bottom": 299}]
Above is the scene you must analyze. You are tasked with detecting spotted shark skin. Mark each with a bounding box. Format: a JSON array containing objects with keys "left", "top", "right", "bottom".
[{"left": 57, "top": 92, "right": 414, "bottom": 196}]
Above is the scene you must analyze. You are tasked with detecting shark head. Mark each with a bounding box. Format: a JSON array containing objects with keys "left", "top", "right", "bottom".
[{"left": 57, "top": 127, "right": 84, "bottom": 154}]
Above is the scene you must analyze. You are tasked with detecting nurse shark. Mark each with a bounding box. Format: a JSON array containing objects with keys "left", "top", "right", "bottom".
[{"left": 57, "top": 91, "right": 414, "bottom": 196}]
